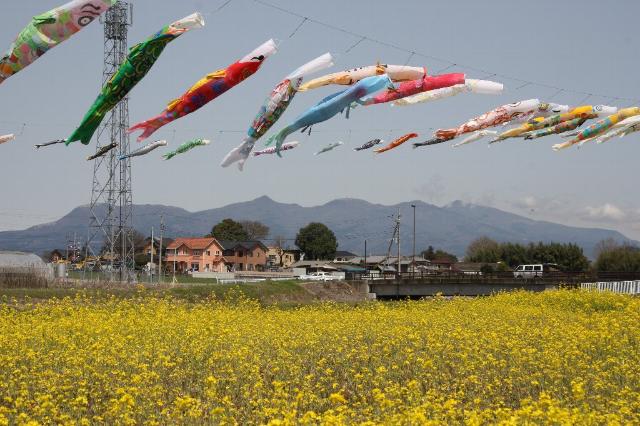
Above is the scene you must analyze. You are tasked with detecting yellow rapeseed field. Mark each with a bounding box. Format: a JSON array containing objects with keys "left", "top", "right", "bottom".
[{"left": 0, "top": 289, "right": 638, "bottom": 425}]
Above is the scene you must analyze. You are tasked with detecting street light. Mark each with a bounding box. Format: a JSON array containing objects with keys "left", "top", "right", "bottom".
[{"left": 411, "top": 204, "right": 416, "bottom": 277}]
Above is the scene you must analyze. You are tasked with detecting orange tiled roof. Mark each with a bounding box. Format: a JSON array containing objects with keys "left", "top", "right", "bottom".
[{"left": 166, "top": 237, "right": 220, "bottom": 250}]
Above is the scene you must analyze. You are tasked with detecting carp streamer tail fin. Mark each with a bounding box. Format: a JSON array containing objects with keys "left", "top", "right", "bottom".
[{"left": 128, "top": 115, "right": 166, "bottom": 142}]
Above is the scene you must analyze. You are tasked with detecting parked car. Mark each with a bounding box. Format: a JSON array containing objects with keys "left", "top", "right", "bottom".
[
  {"left": 299, "top": 272, "right": 336, "bottom": 281},
  {"left": 513, "top": 264, "right": 543, "bottom": 278}
]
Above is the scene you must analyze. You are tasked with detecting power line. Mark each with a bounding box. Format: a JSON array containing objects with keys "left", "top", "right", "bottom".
[{"left": 252, "top": 0, "right": 640, "bottom": 104}]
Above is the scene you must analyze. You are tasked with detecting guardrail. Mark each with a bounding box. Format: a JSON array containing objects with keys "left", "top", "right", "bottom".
[{"left": 581, "top": 280, "right": 640, "bottom": 295}]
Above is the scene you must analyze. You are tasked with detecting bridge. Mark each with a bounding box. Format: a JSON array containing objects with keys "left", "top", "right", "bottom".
[{"left": 347, "top": 272, "right": 640, "bottom": 299}]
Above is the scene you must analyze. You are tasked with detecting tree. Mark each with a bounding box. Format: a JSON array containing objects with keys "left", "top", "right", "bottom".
[
  {"left": 433, "top": 249, "right": 458, "bottom": 263},
  {"left": 209, "top": 219, "right": 249, "bottom": 241},
  {"left": 272, "top": 235, "right": 287, "bottom": 267},
  {"left": 295, "top": 223, "right": 338, "bottom": 260},
  {"left": 240, "top": 220, "right": 270, "bottom": 240},
  {"left": 594, "top": 241, "right": 640, "bottom": 272},
  {"left": 465, "top": 237, "right": 501, "bottom": 263},
  {"left": 421, "top": 246, "right": 457, "bottom": 262},
  {"left": 421, "top": 246, "right": 435, "bottom": 260}
]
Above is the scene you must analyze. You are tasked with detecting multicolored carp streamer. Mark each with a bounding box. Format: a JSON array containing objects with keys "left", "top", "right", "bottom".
[
  {"left": 253, "top": 141, "right": 299, "bottom": 156},
  {"left": 553, "top": 107, "right": 640, "bottom": 151},
  {"left": 119, "top": 140, "right": 167, "bottom": 160},
  {"left": 163, "top": 138, "right": 210, "bottom": 160},
  {"left": 595, "top": 116, "right": 640, "bottom": 144},
  {"left": 87, "top": 142, "right": 117, "bottom": 161},
  {"left": 35, "top": 139, "right": 66, "bottom": 149},
  {"left": 524, "top": 117, "right": 588, "bottom": 140},
  {"left": 452, "top": 130, "right": 497, "bottom": 147},
  {"left": 266, "top": 75, "right": 391, "bottom": 156},
  {"left": 359, "top": 73, "right": 465, "bottom": 106},
  {"left": 427, "top": 99, "right": 543, "bottom": 145},
  {"left": 354, "top": 139, "right": 382, "bottom": 151},
  {"left": 392, "top": 79, "right": 504, "bottom": 106},
  {"left": 220, "top": 53, "right": 334, "bottom": 170},
  {"left": 67, "top": 13, "right": 204, "bottom": 146},
  {"left": 0, "top": 0, "right": 117, "bottom": 85},
  {"left": 375, "top": 133, "right": 418, "bottom": 153},
  {"left": 129, "top": 39, "right": 278, "bottom": 142},
  {"left": 493, "top": 105, "right": 616, "bottom": 142},
  {"left": 0, "top": 134, "right": 16, "bottom": 145},
  {"left": 314, "top": 141, "right": 343, "bottom": 156},
  {"left": 298, "top": 64, "right": 425, "bottom": 92}
]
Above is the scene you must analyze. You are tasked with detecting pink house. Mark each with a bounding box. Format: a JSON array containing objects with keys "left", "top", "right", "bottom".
[{"left": 165, "top": 237, "right": 226, "bottom": 273}]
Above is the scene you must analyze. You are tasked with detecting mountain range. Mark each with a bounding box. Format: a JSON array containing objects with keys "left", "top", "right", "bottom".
[{"left": 0, "top": 196, "right": 635, "bottom": 258}]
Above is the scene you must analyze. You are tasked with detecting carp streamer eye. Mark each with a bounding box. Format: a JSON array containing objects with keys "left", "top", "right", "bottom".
[
  {"left": 78, "top": 16, "right": 94, "bottom": 26},
  {"left": 78, "top": 3, "right": 102, "bottom": 27}
]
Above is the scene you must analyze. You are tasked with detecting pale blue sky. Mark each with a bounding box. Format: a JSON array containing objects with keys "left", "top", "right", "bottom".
[{"left": 0, "top": 0, "right": 639, "bottom": 239}]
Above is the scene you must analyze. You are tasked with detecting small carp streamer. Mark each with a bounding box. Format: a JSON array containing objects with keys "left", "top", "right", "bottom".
[
  {"left": 87, "top": 143, "right": 117, "bottom": 161},
  {"left": 375, "top": 133, "right": 418, "bottom": 153},
  {"left": 253, "top": 141, "right": 299, "bottom": 157},
  {"left": 0, "top": 134, "right": 16, "bottom": 146},
  {"left": 119, "top": 140, "right": 168, "bottom": 160},
  {"left": 354, "top": 139, "right": 382, "bottom": 151},
  {"left": 314, "top": 141, "right": 343, "bottom": 156},
  {"left": 163, "top": 138, "right": 210, "bottom": 160}
]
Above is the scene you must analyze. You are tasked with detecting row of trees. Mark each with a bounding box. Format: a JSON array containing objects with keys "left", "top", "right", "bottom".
[
  {"left": 465, "top": 237, "right": 590, "bottom": 271},
  {"left": 593, "top": 239, "right": 640, "bottom": 272}
]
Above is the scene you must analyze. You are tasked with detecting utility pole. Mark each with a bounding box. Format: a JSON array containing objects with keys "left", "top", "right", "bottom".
[
  {"left": 149, "top": 227, "right": 154, "bottom": 281},
  {"left": 411, "top": 204, "right": 416, "bottom": 277},
  {"left": 364, "top": 239, "right": 367, "bottom": 278},
  {"left": 158, "top": 215, "right": 164, "bottom": 284},
  {"left": 397, "top": 208, "right": 401, "bottom": 278}
]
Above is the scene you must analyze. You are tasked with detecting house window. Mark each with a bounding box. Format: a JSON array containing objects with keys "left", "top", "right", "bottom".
[
  {"left": 206, "top": 251, "right": 210, "bottom": 256},
  {"left": 191, "top": 263, "right": 199, "bottom": 271},
  {"left": 248, "top": 264, "right": 253, "bottom": 271},
  {"left": 237, "top": 251, "right": 243, "bottom": 257},
  {"left": 216, "top": 250, "right": 220, "bottom": 255}
]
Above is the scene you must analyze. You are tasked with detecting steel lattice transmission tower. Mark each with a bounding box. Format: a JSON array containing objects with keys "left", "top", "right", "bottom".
[{"left": 85, "top": 1, "right": 134, "bottom": 282}]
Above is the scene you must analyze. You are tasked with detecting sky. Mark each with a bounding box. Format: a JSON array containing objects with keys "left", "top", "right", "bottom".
[{"left": 0, "top": 0, "right": 639, "bottom": 240}]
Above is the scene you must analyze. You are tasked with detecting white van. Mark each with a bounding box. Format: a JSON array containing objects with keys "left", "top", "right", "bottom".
[{"left": 513, "top": 264, "right": 543, "bottom": 278}]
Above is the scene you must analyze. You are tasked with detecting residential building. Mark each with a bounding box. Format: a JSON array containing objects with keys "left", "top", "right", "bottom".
[
  {"left": 218, "top": 241, "right": 268, "bottom": 272},
  {"left": 266, "top": 247, "right": 302, "bottom": 270},
  {"left": 431, "top": 257, "right": 455, "bottom": 272},
  {"left": 165, "top": 238, "right": 226, "bottom": 273},
  {"left": 142, "top": 237, "right": 173, "bottom": 259},
  {"left": 333, "top": 251, "right": 358, "bottom": 263}
]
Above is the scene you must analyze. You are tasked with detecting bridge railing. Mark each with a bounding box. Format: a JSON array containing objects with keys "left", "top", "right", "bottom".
[{"left": 347, "top": 270, "right": 640, "bottom": 284}]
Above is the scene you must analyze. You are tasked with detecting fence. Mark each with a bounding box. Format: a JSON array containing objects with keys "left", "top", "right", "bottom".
[{"left": 581, "top": 280, "right": 640, "bottom": 295}]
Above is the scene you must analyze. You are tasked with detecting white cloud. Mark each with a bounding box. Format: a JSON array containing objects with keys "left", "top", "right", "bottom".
[{"left": 585, "top": 203, "right": 626, "bottom": 222}]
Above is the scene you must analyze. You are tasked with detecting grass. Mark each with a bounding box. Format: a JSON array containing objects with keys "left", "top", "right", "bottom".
[{"left": 0, "top": 280, "right": 315, "bottom": 305}]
